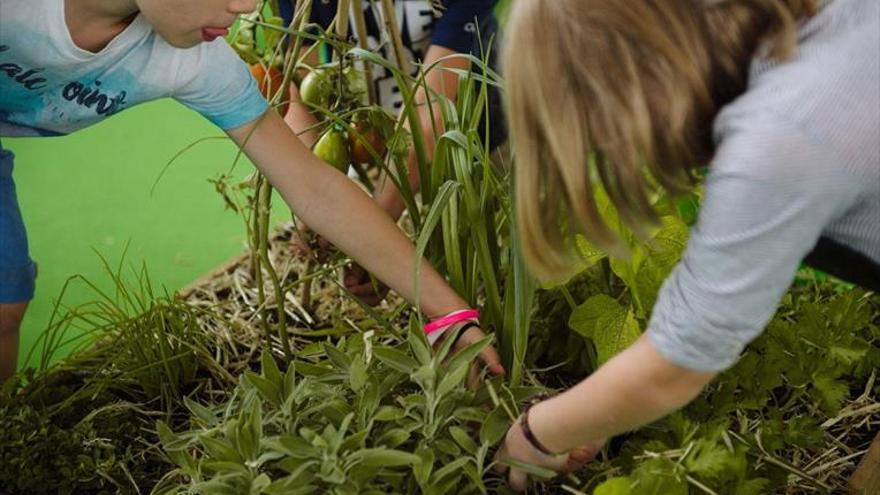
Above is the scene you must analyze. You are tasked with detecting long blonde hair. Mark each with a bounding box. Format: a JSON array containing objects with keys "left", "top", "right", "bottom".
[{"left": 505, "top": 0, "right": 817, "bottom": 280}]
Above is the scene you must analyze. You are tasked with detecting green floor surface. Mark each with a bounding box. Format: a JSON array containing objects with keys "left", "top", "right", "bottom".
[{"left": 4, "top": 98, "right": 285, "bottom": 370}]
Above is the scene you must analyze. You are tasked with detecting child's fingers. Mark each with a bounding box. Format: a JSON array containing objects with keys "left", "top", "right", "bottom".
[
  {"left": 479, "top": 345, "right": 505, "bottom": 376},
  {"left": 563, "top": 442, "right": 604, "bottom": 473},
  {"left": 291, "top": 235, "right": 313, "bottom": 258},
  {"left": 466, "top": 362, "right": 481, "bottom": 390},
  {"left": 563, "top": 449, "right": 592, "bottom": 473},
  {"left": 508, "top": 468, "right": 529, "bottom": 492},
  {"left": 349, "top": 282, "right": 384, "bottom": 306},
  {"left": 455, "top": 326, "right": 505, "bottom": 376},
  {"left": 493, "top": 445, "right": 509, "bottom": 474},
  {"left": 343, "top": 265, "right": 387, "bottom": 306},
  {"left": 343, "top": 266, "right": 362, "bottom": 287}
]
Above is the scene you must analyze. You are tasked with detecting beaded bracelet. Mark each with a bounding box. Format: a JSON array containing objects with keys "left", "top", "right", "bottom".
[{"left": 520, "top": 399, "right": 558, "bottom": 456}]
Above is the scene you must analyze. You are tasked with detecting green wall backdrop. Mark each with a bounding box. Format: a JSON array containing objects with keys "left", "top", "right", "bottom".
[{"left": 4, "top": 99, "right": 285, "bottom": 370}]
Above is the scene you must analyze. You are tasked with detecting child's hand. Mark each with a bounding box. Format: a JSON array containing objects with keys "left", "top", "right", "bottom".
[
  {"left": 449, "top": 324, "right": 505, "bottom": 379},
  {"left": 343, "top": 263, "right": 389, "bottom": 306},
  {"left": 292, "top": 225, "right": 335, "bottom": 263},
  {"left": 494, "top": 417, "right": 604, "bottom": 491}
]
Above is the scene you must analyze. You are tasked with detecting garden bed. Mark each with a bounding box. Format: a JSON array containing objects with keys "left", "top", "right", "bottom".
[{"left": 1, "top": 222, "right": 877, "bottom": 495}]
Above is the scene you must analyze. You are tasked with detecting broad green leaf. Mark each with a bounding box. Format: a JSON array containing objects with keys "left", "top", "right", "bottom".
[
  {"left": 348, "top": 448, "right": 421, "bottom": 467},
  {"left": 349, "top": 356, "right": 368, "bottom": 393},
  {"left": 260, "top": 350, "right": 283, "bottom": 386},
  {"left": 184, "top": 396, "right": 218, "bottom": 426},
  {"left": 408, "top": 318, "right": 433, "bottom": 366},
  {"left": 634, "top": 258, "right": 667, "bottom": 314},
  {"left": 251, "top": 473, "right": 271, "bottom": 495},
  {"left": 436, "top": 438, "right": 462, "bottom": 457},
  {"left": 479, "top": 406, "right": 510, "bottom": 445},
  {"left": 455, "top": 407, "right": 488, "bottom": 423},
  {"left": 449, "top": 426, "right": 478, "bottom": 455},
  {"left": 201, "top": 435, "right": 244, "bottom": 463},
  {"left": 683, "top": 438, "right": 738, "bottom": 481},
  {"left": 569, "top": 294, "right": 622, "bottom": 339},
  {"left": 414, "top": 446, "right": 435, "bottom": 486},
  {"left": 323, "top": 343, "right": 352, "bottom": 371},
  {"left": 593, "top": 306, "right": 641, "bottom": 365},
  {"left": 498, "top": 458, "right": 555, "bottom": 479},
  {"left": 373, "top": 406, "right": 406, "bottom": 422},
  {"left": 630, "top": 458, "right": 687, "bottom": 495},
  {"left": 156, "top": 420, "right": 189, "bottom": 452},
  {"left": 445, "top": 334, "right": 493, "bottom": 374},
  {"left": 294, "top": 361, "right": 332, "bottom": 376},
  {"left": 437, "top": 362, "right": 469, "bottom": 398},
  {"left": 829, "top": 341, "right": 869, "bottom": 364},
  {"left": 649, "top": 217, "right": 687, "bottom": 258},
  {"left": 201, "top": 460, "right": 248, "bottom": 474},
  {"left": 635, "top": 216, "right": 688, "bottom": 311},
  {"left": 811, "top": 374, "right": 850, "bottom": 413},
  {"left": 377, "top": 428, "right": 411, "bottom": 448},
  {"left": 244, "top": 372, "right": 281, "bottom": 406},
  {"left": 462, "top": 461, "right": 487, "bottom": 493},
  {"left": 431, "top": 457, "right": 471, "bottom": 482},
  {"left": 734, "top": 478, "right": 772, "bottom": 495},
  {"left": 340, "top": 428, "right": 370, "bottom": 453},
  {"left": 610, "top": 250, "right": 644, "bottom": 304},
  {"left": 593, "top": 477, "right": 633, "bottom": 495},
  {"left": 373, "top": 346, "right": 419, "bottom": 374},
  {"left": 577, "top": 234, "right": 608, "bottom": 268},
  {"left": 412, "top": 364, "right": 436, "bottom": 392}
]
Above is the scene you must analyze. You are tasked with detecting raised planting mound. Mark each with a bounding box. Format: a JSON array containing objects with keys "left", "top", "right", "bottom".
[{"left": 1, "top": 223, "right": 877, "bottom": 495}]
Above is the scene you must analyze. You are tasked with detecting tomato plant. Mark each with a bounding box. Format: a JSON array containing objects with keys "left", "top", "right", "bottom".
[{"left": 249, "top": 63, "right": 290, "bottom": 116}]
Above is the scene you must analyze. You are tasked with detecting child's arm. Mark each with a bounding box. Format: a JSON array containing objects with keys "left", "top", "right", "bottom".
[
  {"left": 226, "top": 109, "right": 503, "bottom": 373},
  {"left": 372, "top": 44, "right": 471, "bottom": 220},
  {"left": 227, "top": 109, "right": 457, "bottom": 315},
  {"left": 495, "top": 334, "right": 716, "bottom": 491}
]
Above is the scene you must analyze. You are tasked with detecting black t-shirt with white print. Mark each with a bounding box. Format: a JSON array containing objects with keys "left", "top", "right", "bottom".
[{"left": 280, "top": 0, "right": 497, "bottom": 113}]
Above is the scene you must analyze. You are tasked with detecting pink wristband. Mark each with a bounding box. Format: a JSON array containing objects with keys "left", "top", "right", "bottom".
[{"left": 424, "top": 309, "right": 480, "bottom": 335}]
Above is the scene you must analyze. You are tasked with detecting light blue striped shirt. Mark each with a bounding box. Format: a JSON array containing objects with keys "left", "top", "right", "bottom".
[{"left": 648, "top": 0, "right": 879, "bottom": 372}]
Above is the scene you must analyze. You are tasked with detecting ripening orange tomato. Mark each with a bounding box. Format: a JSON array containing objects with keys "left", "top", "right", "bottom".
[
  {"left": 249, "top": 64, "right": 289, "bottom": 116},
  {"left": 349, "top": 120, "right": 387, "bottom": 164}
]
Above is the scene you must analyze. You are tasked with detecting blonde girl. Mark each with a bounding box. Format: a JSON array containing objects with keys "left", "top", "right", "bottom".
[{"left": 496, "top": 0, "right": 879, "bottom": 489}]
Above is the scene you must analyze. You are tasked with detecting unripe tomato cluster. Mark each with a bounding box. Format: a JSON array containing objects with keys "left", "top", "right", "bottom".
[
  {"left": 313, "top": 106, "right": 393, "bottom": 173},
  {"left": 229, "top": 9, "right": 397, "bottom": 174}
]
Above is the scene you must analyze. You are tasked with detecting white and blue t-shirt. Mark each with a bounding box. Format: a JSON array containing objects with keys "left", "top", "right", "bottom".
[{"left": 0, "top": 0, "right": 268, "bottom": 137}]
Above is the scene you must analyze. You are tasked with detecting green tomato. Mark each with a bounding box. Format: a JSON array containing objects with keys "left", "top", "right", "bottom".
[
  {"left": 314, "top": 127, "right": 350, "bottom": 172},
  {"left": 300, "top": 69, "right": 333, "bottom": 110}
]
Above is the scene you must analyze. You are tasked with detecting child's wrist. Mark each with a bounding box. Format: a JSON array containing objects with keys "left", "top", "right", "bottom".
[
  {"left": 526, "top": 399, "right": 571, "bottom": 455},
  {"left": 424, "top": 308, "right": 480, "bottom": 345}
]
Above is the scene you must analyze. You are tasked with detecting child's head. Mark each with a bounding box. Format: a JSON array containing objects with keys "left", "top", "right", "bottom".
[
  {"left": 504, "top": 0, "right": 817, "bottom": 279},
  {"left": 134, "top": 0, "right": 257, "bottom": 48}
]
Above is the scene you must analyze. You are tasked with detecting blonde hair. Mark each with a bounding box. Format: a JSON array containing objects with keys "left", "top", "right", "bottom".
[{"left": 505, "top": 0, "right": 817, "bottom": 280}]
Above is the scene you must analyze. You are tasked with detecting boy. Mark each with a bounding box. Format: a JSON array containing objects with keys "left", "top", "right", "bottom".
[{"left": 0, "top": 0, "right": 502, "bottom": 381}]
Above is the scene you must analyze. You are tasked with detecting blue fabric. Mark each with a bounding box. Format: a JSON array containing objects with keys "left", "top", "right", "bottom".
[
  {"left": 0, "top": 143, "right": 36, "bottom": 303},
  {"left": 430, "top": 0, "right": 495, "bottom": 54}
]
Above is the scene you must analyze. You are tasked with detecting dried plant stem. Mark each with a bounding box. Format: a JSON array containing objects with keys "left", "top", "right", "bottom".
[
  {"left": 351, "top": 0, "right": 376, "bottom": 105},
  {"left": 337, "top": 0, "right": 351, "bottom": 40},
  {"left": 379, "top": 0, "right": 412, "bottom": 77},
  {"left": 255, "top": 179, "right": 292, "bottom": 359},
  {"left": 251, "top": 175, "right": 270, "bottom": 341}
]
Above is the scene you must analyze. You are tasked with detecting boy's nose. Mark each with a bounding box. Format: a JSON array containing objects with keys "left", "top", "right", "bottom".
[{"left": 228, "top": 0, "right": 258, "bottom": 15}]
